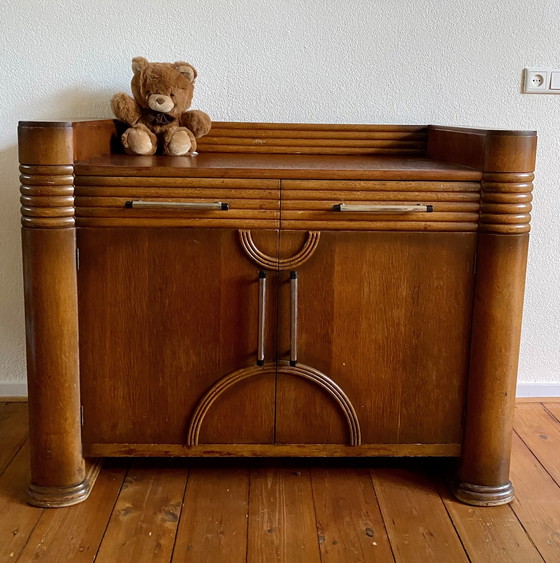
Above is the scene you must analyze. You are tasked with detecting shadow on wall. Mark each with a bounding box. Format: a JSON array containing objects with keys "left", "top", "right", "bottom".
[
  {"left": 0, "top": 145, "right": 26, "bottom": 381},
  {"left": 50, "top": 87, "right": 114, "bottom": 120},
  {"left": 1, "top": 88, "right": 113, "bottom": 383}
]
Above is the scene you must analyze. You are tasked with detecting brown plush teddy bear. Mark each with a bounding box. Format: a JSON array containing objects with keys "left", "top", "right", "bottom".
[{"left": 111, "top": 57, "right": 211, "bottom": 156}]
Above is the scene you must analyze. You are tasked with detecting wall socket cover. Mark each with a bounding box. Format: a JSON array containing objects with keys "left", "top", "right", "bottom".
[{"left": 523, "top": 68, "right": 560, "bottom": 94}]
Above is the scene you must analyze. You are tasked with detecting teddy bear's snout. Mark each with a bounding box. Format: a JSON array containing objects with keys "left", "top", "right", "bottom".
[{"left": 148, "top": 94, "right": 174, "bottom": 113}]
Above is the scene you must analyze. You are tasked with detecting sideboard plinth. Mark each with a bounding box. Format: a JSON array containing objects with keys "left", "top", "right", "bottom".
[
  {"left": 27, "top": 459, "right": 103, "bottom": 508},
  {"left": 453, "top": 480, "right": 515, "bottom": 507}
]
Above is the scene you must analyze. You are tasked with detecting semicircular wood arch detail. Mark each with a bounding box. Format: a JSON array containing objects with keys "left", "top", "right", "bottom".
[
  {"left": 239, "top": 230, "right": 321, "bottom": 270},
  {"left": 186, "top": 360, "right": 361, "bottom": 446}
]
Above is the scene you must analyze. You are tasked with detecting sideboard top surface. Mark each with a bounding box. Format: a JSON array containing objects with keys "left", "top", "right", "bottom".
[
  {"left": 18, "top": 119, "right": 537, "bottom": 177},
  {"left": 74, "top": 153, "right": 482, "bottom": 181}
]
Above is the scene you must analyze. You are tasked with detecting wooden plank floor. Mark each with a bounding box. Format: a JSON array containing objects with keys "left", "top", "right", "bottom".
[{"left": 1, "top": 401, "right": 559, "bottom": 562}]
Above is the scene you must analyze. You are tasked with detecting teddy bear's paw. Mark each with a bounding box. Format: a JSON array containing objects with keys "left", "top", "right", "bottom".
[
  {"left": 123, "top": 127, "right": 157, "bottom": 155},
  {"left": 166, "top": 130, "right": 193, "bottom": 156}
]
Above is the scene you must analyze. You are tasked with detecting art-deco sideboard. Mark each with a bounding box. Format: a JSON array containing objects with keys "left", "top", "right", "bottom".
[{"left": 18, "top": 119, "right": 536, "bottom": 507}]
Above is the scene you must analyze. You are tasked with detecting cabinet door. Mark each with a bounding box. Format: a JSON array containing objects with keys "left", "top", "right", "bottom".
[
  {"left": 275, "top": 230, "right": 476, "bottom": 445},
  {"left": 78, "top": 228, "right": 278, "bottom": 446}
]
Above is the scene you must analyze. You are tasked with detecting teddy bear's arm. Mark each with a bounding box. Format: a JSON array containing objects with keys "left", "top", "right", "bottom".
[
  {"left": 181, "top": 110, "right": 212, "bottom": 138},
  {"left": 111, "top": 93, "right": 142, "bottom": 125}
]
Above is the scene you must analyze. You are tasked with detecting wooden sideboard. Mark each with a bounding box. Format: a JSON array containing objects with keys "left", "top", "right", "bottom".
[{"left": 18, "top": 120, "right": 536, "bottom": 508}]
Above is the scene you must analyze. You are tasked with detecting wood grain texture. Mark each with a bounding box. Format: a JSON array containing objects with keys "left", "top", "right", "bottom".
[
  {"left": 484, "top": 133, "right": 537, "bottom": 173},
  {"left": 74, "top": 177, "right": 280, "bottom": 229},
  {"left": 0, "top": 442, "right": 44, "bottom": 561},
  {"left": 440, "top": 480, "right": 544, "bottom": 563},
  {"left": 78, "top": 228, "right": 277, "bottom": 446},
  {"left": 283, "top": 179, "right": 481, "bottom": 192},
  {"left": 85, "top": 442, "right": 461, "bottom": 458},
  {"left": 0, "top": 401, "right": 557, "bottom": 560},
  {"left": 18, "top": 123, "right": 74, "bottom": 165},
  {"left": 17, "top": 463, "right": 127, "bottom": 561},
  {"left": 514, "top": 403, "right": 560, "bottom": 486},
  {"left": 95, "top": 461, "right": 187, "bottom": 563},
  {"left": 247, "top": 466, "right": 321, "bottom": 563},
  {"left": 457, "top": 234, "right": 529, "bottom": 504},
  {"left": 280, "top": 178, "right": 480, "bottom": 230},
  {"left": 0, "top": 402, "right": 28, "bottom": 476},
  {"left": 480, "top": 172, "right": 533, "bottom": 234},
  {"left": 239, "top": 229, "right": 320, "bottom": 270},
  {"left": 279, "top": 219, "right": 479, "bottom": 232},
  {"left": 19, "top": 165, "right": 75, "bottom": 229},
  {"left": 73, "top": 153, "right": 482, "bottom": 181},
  {"left": 276, "top": 230, "right": 475, "bottom": 445},
  {"left": 198, "top": 122, "right": 427, "bottom": 156},
  {"left": 510, "top": 433, "right": 560, "bottom": 562},
  {"left": 73, "top": 119, "right": 118, "bottom": 162},
  {"left": 428, "top": 126, "right": 537, "bottom": 172},
  {"left": 311, "top": 467, "right": 394, "bottom": 562},
  {"left": 22, "top": 227, "right": 85, "bottom": 493},
  {"left": 18, "top": 120, "right": 537, "bottom": 509},
  {"left": 172, "top": 467, "right": 249, "bottom": 562},
  {"left": 428, "top": 126, "right": 487, "bottom": 169},
  {"left": 187, "top": 361, "right": 361, "bottom": 447},
  {"left": 371, "top": 466, "right": 469, "bottom": 562},
  {"left": 546, "top": 403, "right": 560, "bottom": 420}
]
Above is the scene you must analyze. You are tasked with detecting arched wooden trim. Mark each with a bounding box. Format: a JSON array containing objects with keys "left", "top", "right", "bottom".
[
  {"left": 239, "top": 230, "right": 321, "bottom": 270},
  {"left": 186, "top": 361, "right": 361, "bottom": 446}
]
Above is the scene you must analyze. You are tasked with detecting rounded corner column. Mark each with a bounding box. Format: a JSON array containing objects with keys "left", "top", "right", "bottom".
[
  {"left": 455, "top": 133, "right": 535, "bottom": 506},
  {"left": 19, "top": 121, "right": 95, "bottom": 507}
]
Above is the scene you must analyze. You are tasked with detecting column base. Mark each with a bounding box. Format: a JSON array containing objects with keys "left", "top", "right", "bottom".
[
  {"left": 27, "top": 458, "right": 103, "bottom": 508},
  {"left": 452, "top": 480, "right": 514, "bottom": 506}
]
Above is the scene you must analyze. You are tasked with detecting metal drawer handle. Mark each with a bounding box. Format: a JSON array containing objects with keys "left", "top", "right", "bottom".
[
  {"left": 332, "top": 203, "right": 434, "bottom": 213},
  {"left": 125, "top": 200, "right": 229, "bottom": 210},
  {"left": 257, "top": 271, "right": 267, "bottom": 366},
  {"left": 290, "top": 271, "right": 298, "bottom": 367}
]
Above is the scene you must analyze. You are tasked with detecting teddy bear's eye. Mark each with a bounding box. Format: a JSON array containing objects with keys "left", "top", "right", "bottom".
[{"left": 170, "top": 93, "right": 175, "bottom": 98}]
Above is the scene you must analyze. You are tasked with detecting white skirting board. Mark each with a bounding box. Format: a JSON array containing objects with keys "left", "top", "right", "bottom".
[
  {"left": 515, "top": 383, "right": 560, "bottom": 398},
  {"left": 1, "top": 382, "right": 560, "bottom": 399},
  {"left": 0, "top": 383, "right": 28, "bottom": 398}
]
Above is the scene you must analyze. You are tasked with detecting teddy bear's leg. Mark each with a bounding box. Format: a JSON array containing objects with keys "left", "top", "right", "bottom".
[
  {"left": 162, "top": 126, "right": 197, "bottom": 156},
  {"left": 121, "top": 124, "right": 157, "bottom": 155}
]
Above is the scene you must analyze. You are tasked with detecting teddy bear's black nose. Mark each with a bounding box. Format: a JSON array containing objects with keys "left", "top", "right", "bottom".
[{"left": 156, "top": 96, "right": 166, "bottom": 105}]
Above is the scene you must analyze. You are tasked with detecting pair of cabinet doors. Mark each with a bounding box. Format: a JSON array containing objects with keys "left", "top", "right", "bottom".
[{"left": 77, "top": 227, "right": 476, "bottom": 449}]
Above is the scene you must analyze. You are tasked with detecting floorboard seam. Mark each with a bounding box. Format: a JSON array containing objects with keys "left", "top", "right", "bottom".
[
  {"left": 368, "top": 469, "right": 397, "bottom": 563},
  {"left": 307, "top": 467, "right": 324, "bottom": 563},
  {"left": 0, "top": 435, "right": 28, "bottom": 480},
  {"left": 92, "top": 460, "right": 131, "bottom": 561},
  {"left": 168, "top": 465, "right": 190, "bottom": 562},
  {"left": 513, "top": 428, "right": 560, "bottom": 489},
  {"left": 542, "top": 403, "right": 560, "bottom": 424},
  {"left": 245, "top": 466, "right": 251, "bottom": 563},
  {"left": 435, "top": 477, "right": 472, "bottom": 563},
  {"left": 507, "top": 501, "right": 547, "bottom": 563}
]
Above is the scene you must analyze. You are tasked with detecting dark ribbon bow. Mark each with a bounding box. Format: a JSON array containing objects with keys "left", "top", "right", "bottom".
[{"left": 145, "top": 111, "right": 176, "bottom": 126}]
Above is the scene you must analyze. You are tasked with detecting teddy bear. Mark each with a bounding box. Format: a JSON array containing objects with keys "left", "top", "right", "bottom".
[{"left": 111, "top": 57, "right": 211, "bottom": 156}]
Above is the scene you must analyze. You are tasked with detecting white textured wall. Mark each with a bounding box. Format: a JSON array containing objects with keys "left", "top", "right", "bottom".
[{"left": 1, "top": 0, "right": 559, "bottom": 389}]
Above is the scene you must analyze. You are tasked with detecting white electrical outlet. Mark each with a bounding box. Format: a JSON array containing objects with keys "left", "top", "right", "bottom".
[{"left": 523, "top": 68, "right": 560, "bottom": 94}]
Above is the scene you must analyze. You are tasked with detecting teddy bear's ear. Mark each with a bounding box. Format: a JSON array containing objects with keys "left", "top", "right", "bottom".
[
  {"left": 174, "top": 62, "right": 197, "bottom": 82},
  {"left": 131, "top": 57, "right": 149, "bottom": 74}
]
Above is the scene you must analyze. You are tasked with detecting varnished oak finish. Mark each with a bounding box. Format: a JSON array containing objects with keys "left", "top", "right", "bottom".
[
  {"left": 275, "top": 230, "right": 476, "bottom": 445},
  {"left": 77, "top": 228, "right": 278, "bottom": 446},
  {"left": 18, "top": 120, "right": 536, "bottom": 507},
  {"left": 1, "top": 401, "right": 559, "bottom": 561}
]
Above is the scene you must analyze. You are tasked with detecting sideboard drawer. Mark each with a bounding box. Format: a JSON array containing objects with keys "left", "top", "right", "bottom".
[
  {"left": 74, "top": 177, "right": 280, "bottom": 229},
  {"left": 281, "top": 179, "right": 480, "bottom": 231}
]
